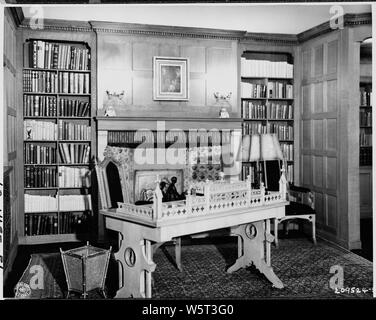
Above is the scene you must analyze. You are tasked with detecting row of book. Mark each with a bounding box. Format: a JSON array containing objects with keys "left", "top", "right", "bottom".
[
  {"left": 268, "top": 103, "right": 293, "bottom": 120},
  {"left": 24, "top": 40, "right": 90, "bottom": 71},
  {"left": 23, "top": 70, "right": 58, "bottom": 93},
  {"left": 59, "top": 194, "right": 92, "bottom": 211},
  {"left": 24, "top": 212, "right": 90, "bottom": 236},
  {"left": 58, "top": 167, "right": 91, "bottom": 188},
  {"left": 24, "top": 144, "right": 57, "bottom": 164},
  {"left": 241, "top": 166, "right": 255, "bottom": 184},
  {"left": 242, "top": 122, "right": 294, "bottom": 139},
  {"left": 25, "top": 166, "right": 91, "bottom": 189},
  {"left": 23, "top": 96, "right": 90, "bottom": 118},
  {"left": 280, "top": 143, "right": 294, "bottom": 161},
  {"left": 58, "top": 121, "right": 91, "bottom": 140},
  {"left": 58, "top": 72, "right": 90, "bottom": 94},
  {"left": 25, "top": 167, "right": 57, "bottom": 188},
  {"left": 360, "top": 88, "right": 372, "bottom": 106},
  {"left": 24, "top": 214, "right": 59, "bottom": 236},
  {"left": 23, "top": 95, "right": 57, "bottom": 117},
  {"left": 24, "top": 120, "right": 57, "bottom": 140},
  {"left": 241, "top": 164, "right": 294, "bottom": 183},
  {"left": 60, "top": 99, "right": 90, "bottom": 117},
  {"left": 286, "top": 164, "right": 294, "bottom": 183},
  {"left": 241, "top": 58, "right": 294, "bottom": 78},
  {"left": 59, "top": 143, "right": 91, "bottom": 164},
  {"left": 59, "top": 212, "right": 90, "bottom": 234},
  {"left": 241, "top": 82, "right": 293, "bottom": 99},
  {"left": 270, "top": 124, "right": 294, "bottom": 141},
  {"left": 360, "top": 109, "right": 372, "bottom": 127},
  {"left": 242, "top": 101, "right": 293, "bottom": 120},
  {"left": 25, "top": 194, "right": 58, "bottom": 212},
  {"left": 242, "top": 102, "right": 267, "bottom": 119},
  {"left": 107, "top": 130, "right": 230, "bottom": 146},
  {"left": 23, "top": 70, "right": 90, "bottom": 94},
  {"left": 360, "top": 147, "right": 372, "bottom": 166},
  {"left": 24, "top": 194, "right": 92, "bottom": 212},
  {"left": 360, "top": 131, "right": 372, "bottom": 147}
]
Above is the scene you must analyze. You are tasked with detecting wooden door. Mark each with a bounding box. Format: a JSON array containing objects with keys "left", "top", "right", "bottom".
[{"left": 300, "top": 32, "right": 340, "bottom": 240}]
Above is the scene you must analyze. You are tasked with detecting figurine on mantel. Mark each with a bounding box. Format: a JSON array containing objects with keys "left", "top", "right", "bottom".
[
  {"left": 213, "top": 92, "right": 231, "bottom": 118},
  {"left": 103, "top": 90, "right": 125, "bottom": 116},
  {"left": 166, "top": 176, "right": 185, "bottom": 201},
  {"left": 219, "top": 107, "right": 229, "bottom": 118}
]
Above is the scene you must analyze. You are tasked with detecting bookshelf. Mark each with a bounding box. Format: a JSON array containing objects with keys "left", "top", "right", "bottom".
[
  {"left": 240, "top": 52, "right": 294, "bottom": 184},
  {"left": 359, "top": 82, "right": 372, "bottom": 166},
  {"left": 22, "top": 39, "right": 95, "bottom": 243}
]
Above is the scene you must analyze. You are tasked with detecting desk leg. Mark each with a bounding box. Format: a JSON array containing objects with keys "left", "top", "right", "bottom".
[
  {"left": 227, "top": 220, "right": 283, "bottom": 289},
  {"left": 107, "top": 219, "right": 156, "bottom": 298}
]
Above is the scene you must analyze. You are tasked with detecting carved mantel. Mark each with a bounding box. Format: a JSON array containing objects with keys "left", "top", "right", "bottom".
[
  {"left": 95, "top": 116, "right": 242, "bottom": 131},
  {"left": 95, "top": 116, "right": 243, "bottom": 181}
]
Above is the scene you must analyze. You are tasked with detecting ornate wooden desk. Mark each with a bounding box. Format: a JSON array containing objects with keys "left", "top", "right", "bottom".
[{"left": 100, "top": 178, "right": 288, "bottom": 298}]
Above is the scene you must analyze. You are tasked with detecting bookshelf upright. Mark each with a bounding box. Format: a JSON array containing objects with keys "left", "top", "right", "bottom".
[
  {"left": 240, "top": 52, "right": 294, "bottom": 185},
  {"left": 359, "top": 82, "right": 372, "bottom": 166},
  {"left": 22, "top": 38, "right": 96, "bottom": 244}
]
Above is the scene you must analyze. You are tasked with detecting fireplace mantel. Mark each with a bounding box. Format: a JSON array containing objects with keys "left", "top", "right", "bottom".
[
  {"left": 96, "top": 116, "right": 243, "bottom": 183},
  {"left": 95, "top": 116, "right": 242, "bottom": 131}
]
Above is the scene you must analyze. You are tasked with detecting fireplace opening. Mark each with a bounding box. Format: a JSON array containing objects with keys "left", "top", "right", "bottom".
[{"left": 106, "top": 161, "right": 124, "bottom": 208}]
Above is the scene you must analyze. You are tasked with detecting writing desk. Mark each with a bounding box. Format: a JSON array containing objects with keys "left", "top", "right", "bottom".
[{"left": 100, "top": 180, "right": 287, "bottom": 298}]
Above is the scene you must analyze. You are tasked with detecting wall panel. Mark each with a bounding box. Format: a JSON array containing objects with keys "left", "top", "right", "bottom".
[{"left": 96, "top": 31, "right": 239, "bottom": 117}]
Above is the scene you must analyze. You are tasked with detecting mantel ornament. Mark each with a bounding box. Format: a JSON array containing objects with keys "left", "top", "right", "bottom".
[
  {"left": 104, "top": 90, "right": 125, "bottom": 117},
  {"left": 214, "top": 92, "right": 232, "bottom": 118}
]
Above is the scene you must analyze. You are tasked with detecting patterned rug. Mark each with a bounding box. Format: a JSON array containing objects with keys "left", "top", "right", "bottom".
[{"left": 14, "top": 238, "right": 373, "bottom": 299}]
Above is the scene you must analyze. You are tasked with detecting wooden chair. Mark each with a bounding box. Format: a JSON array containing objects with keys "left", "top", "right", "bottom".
[
  {"left": 94, "top": 159, "right": 182, "bottom": 271},
  {"left": 264, "top": 160, "right": 317, "bottom": 247}
]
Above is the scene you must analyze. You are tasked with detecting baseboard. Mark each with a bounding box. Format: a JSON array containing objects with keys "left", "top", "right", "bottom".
[
  {"left": 3, "top": 234, "right": 19, "bottom": 284},
  {"left": 316, "top": 229, "right": 362, "bottom": 250}
]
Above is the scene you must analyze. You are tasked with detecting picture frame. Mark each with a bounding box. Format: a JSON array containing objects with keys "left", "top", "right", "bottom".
[{"left": 153, "top": 56, "right": 189, "bottom": 101}]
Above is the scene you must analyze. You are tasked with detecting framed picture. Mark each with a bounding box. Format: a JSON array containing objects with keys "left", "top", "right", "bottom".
[{"left": 153, "top": 56, "right": 189, "bottom": 101}]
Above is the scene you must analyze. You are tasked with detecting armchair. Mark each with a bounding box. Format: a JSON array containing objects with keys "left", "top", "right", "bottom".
[{"left": 263, "top": 160, "right": 316, "bottom": 247}]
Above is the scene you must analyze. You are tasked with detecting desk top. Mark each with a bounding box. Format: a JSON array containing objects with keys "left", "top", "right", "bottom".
[{"left": 101, "top": 200, "right": 287, "bottom": 242}]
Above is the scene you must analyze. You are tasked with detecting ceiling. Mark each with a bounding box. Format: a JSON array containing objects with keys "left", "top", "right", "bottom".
[{"left": 21, "top": 3, "right": 372, "bottom": 35}]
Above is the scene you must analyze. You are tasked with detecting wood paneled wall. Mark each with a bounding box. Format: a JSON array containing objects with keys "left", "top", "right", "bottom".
[
  {"left": 298, "top": 24, "right": 372, "bottom": 250},
  {"left": 95, "top": 30, "right": 239, "bottom": 118},
  {"left": 300, "top": 31, "right": 340, "bottom": 240},
  {"left": 3, "top": 8, "right": 20, "bottom": 279}
]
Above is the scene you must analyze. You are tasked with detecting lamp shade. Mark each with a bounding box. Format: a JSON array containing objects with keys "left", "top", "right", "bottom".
[
  {"left": 249, "top": 134, "right": 261, "bottom": 161},
  {"left": 260, "top": 134, "right": 284, "bottom": 161}
]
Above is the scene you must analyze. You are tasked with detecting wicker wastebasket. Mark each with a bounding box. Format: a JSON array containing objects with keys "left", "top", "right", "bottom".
[{"left": 60, "top": 242, "right": 112, "bottom": 298}]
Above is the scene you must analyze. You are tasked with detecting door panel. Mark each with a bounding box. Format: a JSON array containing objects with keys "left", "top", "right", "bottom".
[{"left": 300, "top": 35, "right": 339, "bottom": 235}]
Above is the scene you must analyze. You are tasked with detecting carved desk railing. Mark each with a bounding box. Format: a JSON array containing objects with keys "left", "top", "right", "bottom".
[{"left": 116, "top": 176, "right": 287, "bottom": 226}]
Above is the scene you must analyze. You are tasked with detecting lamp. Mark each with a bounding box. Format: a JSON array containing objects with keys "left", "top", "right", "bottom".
[{"left": 248, "top": 133, "right": 284, "bottom": 189}]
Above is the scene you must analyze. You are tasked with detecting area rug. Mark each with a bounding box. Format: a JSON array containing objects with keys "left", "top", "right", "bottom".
[{"left": 14, "top": 238, "right": 373, "bottom": 299}]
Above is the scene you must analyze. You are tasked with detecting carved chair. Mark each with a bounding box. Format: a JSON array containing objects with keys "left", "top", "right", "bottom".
[
  {"left": 264, "top": 160, "right": 317, "bottom": 247},
  {"left": 95, "top": 159, "right": 182, "bottom": 271}
]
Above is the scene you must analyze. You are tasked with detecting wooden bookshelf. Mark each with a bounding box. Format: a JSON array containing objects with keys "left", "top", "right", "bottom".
[
  {"left": 22, "top": 38, "right": 95, "bottom": 244},
  {"left": 359, "top": 82, "right": 372, "bottom": 166},
  {"left": 240, "top": 51, "right": 295, "bottom": 184}
]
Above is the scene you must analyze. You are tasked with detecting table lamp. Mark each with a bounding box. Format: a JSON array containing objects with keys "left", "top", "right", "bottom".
[{"left": 249, "top": 133, "right": 284, "bottom": 189}]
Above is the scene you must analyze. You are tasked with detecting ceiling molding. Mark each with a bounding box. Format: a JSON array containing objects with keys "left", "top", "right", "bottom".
[
  {"left": 19, "top": 18, "right": 93, "bottom": 33},
  {"left": 241, "top": 32, "right": 298, "bottom": 46},
  {"left": 297, "top": 13, "right": 372, "bottom": 43},
  {"left": 15, "top": 13, "right": 371, "bottom": 46},
  {"left": 89, "top": 21, "right": 246, "bottom": 40}
]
